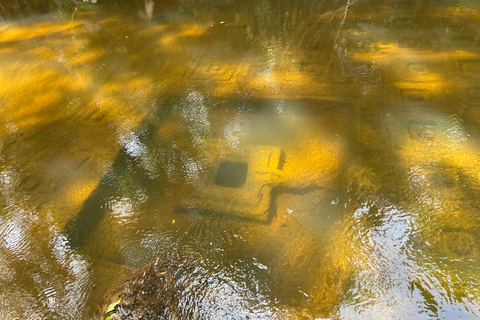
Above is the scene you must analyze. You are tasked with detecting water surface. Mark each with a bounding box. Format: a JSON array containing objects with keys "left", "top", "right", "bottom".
[{"left": 1, "top": 0, "right": 480, "bottom": 318}]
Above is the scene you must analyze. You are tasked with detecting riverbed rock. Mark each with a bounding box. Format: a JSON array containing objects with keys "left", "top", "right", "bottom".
[
  {"left": 95, "top": 257, "right": 310, "bottom": 320},
  {"left": 95, "top": 258, "right": 194, "bottom": 320}
]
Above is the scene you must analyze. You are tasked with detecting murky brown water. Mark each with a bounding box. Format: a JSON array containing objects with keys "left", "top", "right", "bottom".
[{"left": 1, "top": 0, "right": 480, "bottom": 319}]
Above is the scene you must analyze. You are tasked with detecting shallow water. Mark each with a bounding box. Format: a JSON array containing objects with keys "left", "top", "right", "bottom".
[{"left": 1, "top": 0, "right": 480, "bottom": 318}]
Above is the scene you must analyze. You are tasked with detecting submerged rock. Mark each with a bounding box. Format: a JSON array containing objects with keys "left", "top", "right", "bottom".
[
  {"left": 96, "top": 258, "right": 195, "bottom": 320},
  {"left": 96, "top": 257, "right": 310, "bottom": 320}
]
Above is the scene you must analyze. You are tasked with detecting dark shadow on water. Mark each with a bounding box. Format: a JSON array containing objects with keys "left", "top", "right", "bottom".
[
  {"left": 63, "top": 100, "right": 167, "bottom": 250},
  {"left": 176, "top": 184, "right": 327, "bottom": 226}
]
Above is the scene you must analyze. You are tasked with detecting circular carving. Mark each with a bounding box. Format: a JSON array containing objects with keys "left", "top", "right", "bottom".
[{"left": 441, "top": 231, "right": 478, "bottom": 259}]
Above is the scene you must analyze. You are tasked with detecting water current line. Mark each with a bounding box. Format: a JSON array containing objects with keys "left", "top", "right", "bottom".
[
  {"left": 296, "top": 0, "right": 360, "bottom": 75},
  {"left": 328, "top": 0, "right": 358, "bottom": 69}
]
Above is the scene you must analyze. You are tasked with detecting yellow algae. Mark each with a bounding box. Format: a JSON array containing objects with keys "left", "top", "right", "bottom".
[
  {"left": 399, "top": 137, "right": 480, "bottom": 171},
  {"left": 178, "top": 24, "right": 208, "bottom": 38},
  {"left": 44, "top": 178, "right": 101, "bottom": 227},
  {"left": 119, "top": 77, "right": 155, "bottom": 94},
  {"left": 0, "top": 47, "right": 18, "bottom": 55},
  {"left": 446, "top": 150, "right": 480, "bottom": 171},
  {"left": 444, "top": 6, "right": 480, "bottom": 20},
  {"left": 97, "top": 17, "right": 121, "bottom": 25},
  {"left": 140, "top": 24, "right": 168, "bottom": 34},
  {"left": 239, "top": 67, "right": 336, "bottom": 99},
  {"left": 349, "top": 39, "right": 480, "bottom": 71},
  {"left": 157, "top": 24, "right": 208, "bottom": 47},
  {"left": 281, "top": 138, "right": 341, "bottom": 187},
  {"left": 157, "top": 33, "right": 181, "bottom": 47},
  {"left": 399, "top": 70, "right": 444, "bottom": 83},
  {"left": 86, "top": 96, "right": 127, "bottom": 118},
  {"left": 156, "top": 119, "right": 183, "bottom": 140},
  {"left": 83, "top": 94, "right": 148, "bottom": 131},
  {"left": 311, "top": 234, "right": 354, "bottom": 313},
  {"left": 395, "top": 120, "right": 480, "bottom": 233},
  {"left": 0, "top": 20, "right": 82, "bottom": 42},
  {"left": 28, "top": 46, "right": 60, "bottom": 60},
  {"left": 279, "top": 68, "right": 317, "bottom": 84},
  {"left": 391, "top": 81, "right": 448, "bottom": 97},
  {"left": 1, "top": 67, "right": 64, "bottom": 91},
  {"left": 65, "top": 73, "right": 93, "bottom": 92},
  {"left": 69, "top": 48, "right": 105, "bottom": 65},
  {"left": 6, "top": 91, "right": 63, "bottom": 123},
  {"left": 65, "top": 180, "right": 98, "bottom": 207},
  {"left": 30, "top": 90, "right": 64, "bottom": 109}
]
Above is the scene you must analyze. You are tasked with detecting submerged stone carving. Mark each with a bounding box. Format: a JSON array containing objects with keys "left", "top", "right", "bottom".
[
  {"left": 182, "top": 141, "right": 285, "bottom": 222},
  {"left": 439, "top": 230, "right": 479, "bottom": 260}
]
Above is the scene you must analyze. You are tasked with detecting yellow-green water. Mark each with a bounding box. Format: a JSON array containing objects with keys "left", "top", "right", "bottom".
[{"left": 1, "top": 0, "right": 480, "bottom": 318}]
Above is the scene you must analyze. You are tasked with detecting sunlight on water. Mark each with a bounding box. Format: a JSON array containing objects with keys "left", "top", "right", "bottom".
[{"left": 1, "top": 0, "right": 480, "bottom": 319}]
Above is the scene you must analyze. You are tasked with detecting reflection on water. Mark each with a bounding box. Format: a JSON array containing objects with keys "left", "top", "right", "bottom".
[{"left": 1, "top": 0, "right": 480, "bottom": 318}]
